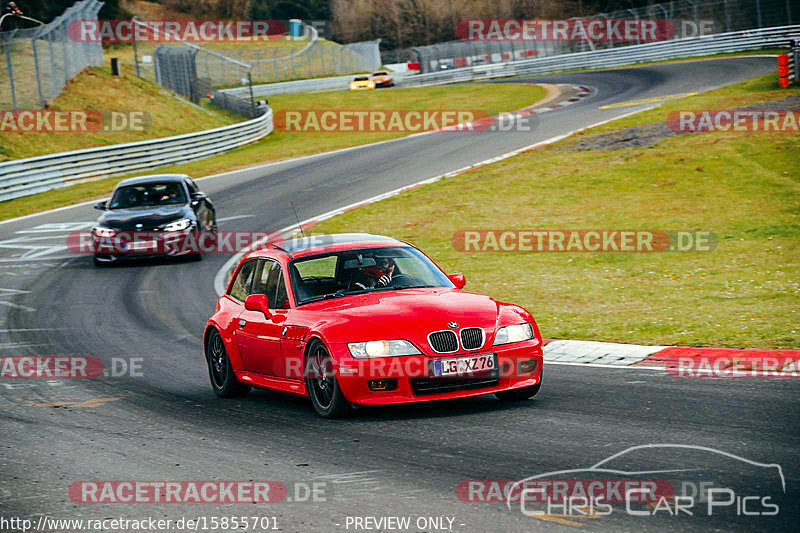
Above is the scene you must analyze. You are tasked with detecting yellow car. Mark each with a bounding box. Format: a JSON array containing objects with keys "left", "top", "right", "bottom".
[
  {"left": 349, "top": 76, "right": 375, "bottom": 91},
  {"left": 370, "top": 71, "right": 395, "bottom": 88}
]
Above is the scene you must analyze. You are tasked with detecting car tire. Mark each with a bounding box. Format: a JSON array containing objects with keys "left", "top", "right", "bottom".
[
  {"left": 206, "top": 329, "right": 250, "bottom": 398},
  {"left": 305, "top": 339, "right": 352, "bottom": 418},
  {"left": 495, "top": 378, "right": 542, "bottom": 402}
]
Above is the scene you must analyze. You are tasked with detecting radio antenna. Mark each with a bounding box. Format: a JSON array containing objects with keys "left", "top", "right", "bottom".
[{"left": 290, "top": 201, "right": 305, "bottom": 238}]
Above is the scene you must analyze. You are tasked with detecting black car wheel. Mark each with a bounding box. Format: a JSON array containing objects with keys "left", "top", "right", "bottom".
[
  {"left": 206, "top": 329, "right": 250, "bottom": 398},
  {"left": 305, "top": 339, "right": 352, "bottom": 418}
]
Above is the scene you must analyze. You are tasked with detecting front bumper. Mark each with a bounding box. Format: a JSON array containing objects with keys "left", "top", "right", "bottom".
[
  {"left": 329, "top": 340, "right": 543, "bottom": 405},
  {"left": 92, "top": 229, "right": 199, "bottom": 260}
]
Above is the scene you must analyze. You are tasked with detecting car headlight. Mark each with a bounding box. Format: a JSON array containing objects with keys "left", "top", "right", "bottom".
[
  {"left": 368, "top": 82, "right": 375, "bottom": 88},
  {"left": 162, "top": 218, "right": 193, "bottom": 232},
  {"left": 350, "top": 83, "right": 358, "bottom": 90},
  {"left": 92, "top": 226, "right": 115, "bottom": 238},
  {"left": 348, "top": 340, "right": 421, "bottom": 359},
  {"left": 493, "top": 323, "right": 534, "bottom": 345}
]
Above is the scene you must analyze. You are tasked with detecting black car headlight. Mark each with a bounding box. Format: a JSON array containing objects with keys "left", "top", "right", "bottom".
[{"left": 162, "top": 218, "right": 193, "bottom": 232}]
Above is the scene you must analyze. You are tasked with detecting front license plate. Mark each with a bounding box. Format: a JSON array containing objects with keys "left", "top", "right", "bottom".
[
  {"left": 433, "top": 353, "right": 495, "bottom": 377},
  {"left": 127, "top": 240, "right": 156, "bottom": 251}
]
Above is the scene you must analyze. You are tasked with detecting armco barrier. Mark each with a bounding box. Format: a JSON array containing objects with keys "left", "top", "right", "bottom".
[
  {"left": 400, "top": 26, "right": 800, "bottom": 87},
  {"left": 0, "top": 108, "right": 273, "bottom": 203},
  {"left": 227, "top": 26, "right": 799, "bottom": 96}
]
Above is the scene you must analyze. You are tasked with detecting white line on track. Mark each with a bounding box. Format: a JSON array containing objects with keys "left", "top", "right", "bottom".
[
  {"left": 545, "top": 360, "right": 666, "bottom": 371},
  {"left": 0, "top": 301, "right": 36, "bottom": 312},
  {"left": 217, "top": 215, "right": 255, "bottom": 223}
]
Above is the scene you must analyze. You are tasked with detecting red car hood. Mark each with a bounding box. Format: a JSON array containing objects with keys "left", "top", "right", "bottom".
[{"left": 297, "top": 288, "right": 528, "bottom": 349}]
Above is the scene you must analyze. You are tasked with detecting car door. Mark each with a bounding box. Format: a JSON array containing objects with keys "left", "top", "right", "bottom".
[{"left": 234, "top": 258, "right": 288, "bottom": 377}]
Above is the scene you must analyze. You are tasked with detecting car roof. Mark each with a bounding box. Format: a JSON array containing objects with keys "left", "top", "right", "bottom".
[
  {"left": 250, "top": 233, "right": 409, "bottom": 260},
  {"left": 115, "top": 174, "right": 191, "bottom": 187}
]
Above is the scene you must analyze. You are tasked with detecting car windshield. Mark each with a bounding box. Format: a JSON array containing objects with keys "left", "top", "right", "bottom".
[
  {"left": 290, "top": 246, "right": 454, "bottom": 305},
  {"left": 353, "top": 76, "right": 369, "bottom": 81},
  {"left": 372, "top": 72, "right": 387, "bottom": 76},
  {"left": 109, "top": 182, "right": 187, "bottom": 209}
]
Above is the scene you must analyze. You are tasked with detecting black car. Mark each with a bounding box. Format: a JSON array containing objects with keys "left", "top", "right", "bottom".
[{"left": 91, "top": 174, "right": 217, "bottom": 265}]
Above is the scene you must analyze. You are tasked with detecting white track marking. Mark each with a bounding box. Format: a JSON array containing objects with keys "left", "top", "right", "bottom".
[
  {"left": 16, "top": 222, "right": 94, "bottom": 234},
  {"left": 543, "top": 339, "right": 670, "bottom": 365},
  {"left": 217, "top": 215, "right": 254, "bottom": 223},
  {"left": 0, "top": 288, "right": 31, "bottom": 296},
  {"left": 0, "top": 301, "right": 36, "bottom": 312},
  {"left": 545, "top": 360, "right": 666, "bottom": 371}
]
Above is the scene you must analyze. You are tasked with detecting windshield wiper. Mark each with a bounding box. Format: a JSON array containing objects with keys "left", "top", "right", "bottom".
[
  {"left": 301, "top": 293, "right": 344, "bottom": 304},
  {"left": 374, "top": 284, "right": 430, "bottom": 291}
]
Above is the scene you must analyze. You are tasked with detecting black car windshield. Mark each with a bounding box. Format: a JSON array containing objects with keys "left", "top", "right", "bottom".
[
  {"left": 290, "top": 246, "right": 455, "bottom": 305},
  {"left": 109, "top": 182, "right": 187, "bottom": 209}
]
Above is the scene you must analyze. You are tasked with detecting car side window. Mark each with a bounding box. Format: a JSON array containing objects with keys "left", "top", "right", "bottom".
[
  {"left": 251, "top": 259, "right": 288, "bottom": 309},
  {"left": 229, "top": 259, "right": 257, "bottom": 302},
  {"left": 185, "top": 179, "right": 199, "bottom": 195}
]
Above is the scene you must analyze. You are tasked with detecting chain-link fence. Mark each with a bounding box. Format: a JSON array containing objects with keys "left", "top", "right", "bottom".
[
  {"left": 132, "top": 20, "right": 381, "bottom": 117},
  {"left": 133, "top": 21, "right": 380, "bottom": 88},
  {"left": 408, "top": 0, "right": 797, "bottom": 73},
  {"left": 0, "top": 0, "right": 103, "bottom": 110}
]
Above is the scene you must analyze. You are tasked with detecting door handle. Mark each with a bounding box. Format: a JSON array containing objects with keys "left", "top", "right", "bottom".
[
  {"left": 282, "top": 327, "right": 288, "bottom": 336},
  {"left": 238, "top": 319, "right": 246, "bottom": 327}
]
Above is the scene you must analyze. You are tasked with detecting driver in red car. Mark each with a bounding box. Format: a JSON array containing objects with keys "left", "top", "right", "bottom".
[{"left": 357, "top": 257, "right": 395, "bottom": 288}]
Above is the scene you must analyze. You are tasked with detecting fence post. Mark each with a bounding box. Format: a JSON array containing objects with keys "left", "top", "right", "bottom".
[
  {"left": 47, "top": 32, "right": 57, "bottom": 101},
  {"left": 756, "top": 0, "right": 763, "bottom": 28},
  {"left": 31, "top": 37, "right": 45, "bottom": 107},
  {"left": 132, "top": 23, "right": 140, "bottom": 77},
  {"left": 3, "top": 41, "right": 16, "bottom": 110}
]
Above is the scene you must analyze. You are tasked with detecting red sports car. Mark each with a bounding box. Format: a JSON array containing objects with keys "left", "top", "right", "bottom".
[{"left": 203, "top": 234, "right": 543, "bottom": 417}]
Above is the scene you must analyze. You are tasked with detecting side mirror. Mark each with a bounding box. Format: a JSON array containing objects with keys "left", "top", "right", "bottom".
[
  {"left": 244, "top": 294, "right": 271, "bottom": 318},
  {"left": 94, "top": 201, "right": 107, "bottom": 210},
  {"left": 190, "top": 192, "right": 206, "bottom": 206},
  {"left": 449, "top": 273, "right": 466, "bottom": 289}
]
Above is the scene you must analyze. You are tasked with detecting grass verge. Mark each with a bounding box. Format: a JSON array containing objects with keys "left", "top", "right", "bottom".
[
  {"left": 307, "top": 74, "right": 799, "bottom": 349},
  {"left": 0, "top": 65, "right": 237, "bottom": 161},
  {"left": 0, "top": 83, "right": 545, "bottom": 221}
]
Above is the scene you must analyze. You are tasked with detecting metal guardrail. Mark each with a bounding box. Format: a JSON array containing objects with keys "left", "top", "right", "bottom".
[
  {"left": 400, "top": 26, "right": 800, "bottom": 87},
  {"left": 223, "top": 74, "right": 363, "bottom": 97},
  {"left": 0, "top": 108, "right": 273, "bottom": 202},
  {"left": 223, "top": 25, "right": 798, "bottom": 97}
]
